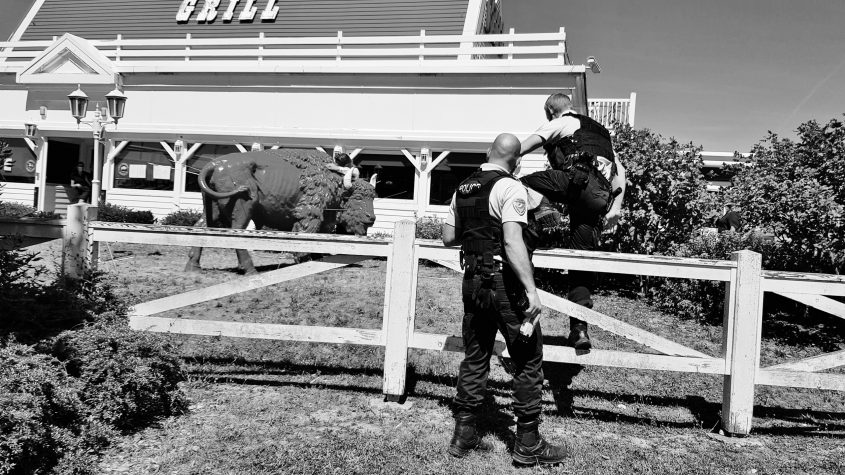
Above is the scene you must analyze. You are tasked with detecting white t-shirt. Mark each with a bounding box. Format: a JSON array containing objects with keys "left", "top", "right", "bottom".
[
  {"left": 446, "top": 163, "right": 542, "bottom": 229},
  {"left": 531, "top": 110, "right": 615, "bottom": 181}
]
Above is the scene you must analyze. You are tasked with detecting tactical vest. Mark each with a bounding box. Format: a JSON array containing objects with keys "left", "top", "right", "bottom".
[
  {"left": 544, "top": 112, "right": 615, "bottom": 171},
  {"left": 456, "top": 168, "right": 538, "bottom": 273}
]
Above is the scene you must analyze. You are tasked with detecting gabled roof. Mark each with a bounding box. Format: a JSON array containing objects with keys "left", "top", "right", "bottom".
[{"left": 16, "top": 33, "right": 118, "bottom": 84}]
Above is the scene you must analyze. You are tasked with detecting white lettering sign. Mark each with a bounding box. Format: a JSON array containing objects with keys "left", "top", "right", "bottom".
[
  {"left": 177, "top": 0, "right": 279, "bottom": 23},
  {"left": 260, "top": 0, "right": 279, "bottom": 21},
  {"left": 238, "top": 0, "right": 258, "bottom": 21},
  {"left": 222, "top": 0, "right": 239, "bottom": 21},
  {"left": 197, "top": 0, "right": 221, "bottom": 22},
  {"left": 175, "top": 0, "right": 198, "bottom": 22}
]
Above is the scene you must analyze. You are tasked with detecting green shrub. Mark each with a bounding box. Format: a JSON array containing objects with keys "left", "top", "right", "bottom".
[
  {"left": 606, "top": 124, "right": 716, "bottom": 256},
  {"left": 160, "top": 208, "right": 203, "bottom": 226},
  {"left": 97, "top": 202, "right": 155, "bottom": 224},
  {"left": 415, "top": 216, "right": 443, "bottom": 240},
  {"left": 722, "top": 116, "right": 845, "bottom": 274},
  {"left": 52, "top": 319, "right": 188, "bottom": 431},
  {"left": 0, "top": 201, "right": 37, "bottom": 218},
  {"left": 650, "top": 230, "right": 775, "bottom": 324},
  {"left": 1, "top": 245, "right": 127, "bottom": 342},
  {"left": 0, "top": 343, "right": 101, "bottom": 475}
]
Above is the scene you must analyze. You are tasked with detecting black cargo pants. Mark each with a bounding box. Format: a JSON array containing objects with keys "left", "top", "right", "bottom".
[
  {"left": 520, "top": 166, "right": 610, "bottom": 308},
  {"left": 454, "top": 266, "right": 544, "bottom": 419}
]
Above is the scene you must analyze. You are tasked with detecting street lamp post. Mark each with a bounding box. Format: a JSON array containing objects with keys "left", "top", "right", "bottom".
[{"left": 67, "top": 85, "right": 127, "bottom": 205}]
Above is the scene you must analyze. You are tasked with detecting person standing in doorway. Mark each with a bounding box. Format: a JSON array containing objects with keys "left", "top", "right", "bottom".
[{"left": 69, "top": 162, "right": 92, "bottom": 203}]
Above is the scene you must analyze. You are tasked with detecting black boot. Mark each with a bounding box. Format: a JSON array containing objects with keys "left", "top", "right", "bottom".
[
  {"left": 568, "top": 318, "right": 592, "bottom": 350},
  {"left": 448, "top": 412, "right": 492, "bottom": 458},
  {"left": 512, "top": 417, "right": 569, "bottom": 466}
]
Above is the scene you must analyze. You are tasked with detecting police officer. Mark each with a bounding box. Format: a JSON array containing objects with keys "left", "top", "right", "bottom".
[
  {"left": 519, "top": 93, "right": 627, "bottom": 350},
  {"left": 443, "top": 133, "right": 568, "bottom": 466}
]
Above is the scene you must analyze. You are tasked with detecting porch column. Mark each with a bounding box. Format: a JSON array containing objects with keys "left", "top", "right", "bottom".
[{"left": 35, "top": 137, "right": 49, "bottom": 211}]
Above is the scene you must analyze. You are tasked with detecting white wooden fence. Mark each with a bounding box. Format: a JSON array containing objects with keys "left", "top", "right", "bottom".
[{"left": 2, "top": 203, "right": 843, "bottom": 436}]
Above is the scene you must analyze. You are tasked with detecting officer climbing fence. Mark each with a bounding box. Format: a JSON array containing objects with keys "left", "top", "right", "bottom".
[{"left": 2, "top": 202, "right": 844, "bottom": 436}]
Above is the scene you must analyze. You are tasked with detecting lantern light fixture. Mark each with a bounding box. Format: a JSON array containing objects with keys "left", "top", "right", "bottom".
[
  {"left": 64, "top": 84, "right": 128, "bottom": 206},
  {"left": 67, "top": 85, "right": 89, "bottom": 122},
  {"left": 24, "top": 122, "right": 38, "bottom": 139},
  {"left": 105, "top": 88, "right": 127, "bottom": 123}
]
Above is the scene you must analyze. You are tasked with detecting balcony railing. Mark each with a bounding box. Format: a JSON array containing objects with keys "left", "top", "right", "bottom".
[
  {"left": 0, "top": 30, "right": 574, "bottom": 74},
  {"left": 588, "top": 93, "right": 637, "bottom": 128}
]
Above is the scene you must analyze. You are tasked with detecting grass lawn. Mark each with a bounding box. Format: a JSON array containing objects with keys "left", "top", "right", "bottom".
[{"left": 89, "top": 243, "right": 844, "bottom": 474}]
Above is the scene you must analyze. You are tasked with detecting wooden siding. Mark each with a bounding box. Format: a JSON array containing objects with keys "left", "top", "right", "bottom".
[
  {"left": 20, "top": 0, "right": 469, "bottom": 41},
  {"left": 0, "top": 182, "right": 36, "bottom": 207}
]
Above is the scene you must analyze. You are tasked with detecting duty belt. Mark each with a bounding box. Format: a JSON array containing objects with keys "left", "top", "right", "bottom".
[{"left": 459, "top": 251, "right": 503, "bottom": 275}]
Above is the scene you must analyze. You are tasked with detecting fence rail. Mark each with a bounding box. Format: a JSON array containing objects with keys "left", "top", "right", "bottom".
[
  {"left": 2, "top": 203, "right": 843, "bottom": 436},
  {"left": 0, "top": 30, "right": 571, "bottom": 73}
]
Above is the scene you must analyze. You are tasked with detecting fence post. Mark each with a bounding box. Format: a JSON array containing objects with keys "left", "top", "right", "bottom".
[
  {"left": 86, "top": 205, "right": 99, "bottom": 272},
  {"left": 62, "top": 203, "right": 90, "bottom": 280},
  {"left": 721, "top": 250, "right": 763, "bottom": 435},
  {"left": 382, "top": 220, "right": 418, "bottom": 401}
]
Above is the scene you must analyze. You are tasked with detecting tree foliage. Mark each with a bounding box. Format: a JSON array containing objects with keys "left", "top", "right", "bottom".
[
  {"left": 723, "top": 116, "right": 845, "bottom": 273},
  {"left": 605, "top": 124, "right": 716, "bottom": 255}
]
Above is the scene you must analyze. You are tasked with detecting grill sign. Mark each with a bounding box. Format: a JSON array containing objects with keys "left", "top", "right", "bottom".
[{"left": 176, "top": 0, "right": 280, "bottom": 23}]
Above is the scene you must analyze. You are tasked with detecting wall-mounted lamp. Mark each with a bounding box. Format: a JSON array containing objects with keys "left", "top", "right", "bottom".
[
  {"left": 24, "top": 122, "right": 38, "bottom": 139},
  {"left": 420, "top": 148, "right": 431, "bottom": 171},
  {"left": 39, "top": 106, "right": 47, "bottom": 120},
  {"left": 332, "top": 145, "right": 344, "bottom": 159},
  {"left": 174, "top": 139, "right": 184, "bottom": 155},
  {"left": 586, "top": 56, "right": 601, "bottom": 73},
  {"left": 251, "top": 142, "right": 262, "bottom": 151}
]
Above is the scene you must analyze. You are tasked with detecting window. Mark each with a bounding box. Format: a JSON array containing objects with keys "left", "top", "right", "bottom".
[
  {"left": 355, "top": 152, "right": 416, "bottom": 200},
  {"left": 0, "top": 138, "right": 37, "bottom": 184},
  {"left": 428, "top": 152, "right": 486, "bottom": 205},
  {"left": 184, "top": 144, "right": 240, "bottom": 193},
  {"left": 113, "top": 142, "right": 174, "bottom": 190}
]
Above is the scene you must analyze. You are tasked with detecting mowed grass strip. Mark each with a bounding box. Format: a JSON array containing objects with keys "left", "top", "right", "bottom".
[{"left": 95, "top": 243, "right": 844, "bottom": 474}]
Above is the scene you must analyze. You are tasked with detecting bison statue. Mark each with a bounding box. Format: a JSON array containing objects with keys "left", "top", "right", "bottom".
[{"left": 185, "top": 148, "right": 376, "bottom": 275}]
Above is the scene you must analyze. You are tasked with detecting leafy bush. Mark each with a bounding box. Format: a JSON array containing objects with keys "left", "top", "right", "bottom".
[
  {"left": 1, "top": 244, "right": 127, "bottom": 342},
  {"left": 415, "top": 216, "right": 443, "bottom": 240},
  {"left": 606, "top": 124, "right": 716, "bottom": 256},
  {"left": 0, "top": 201, "right": 37, "bottom": 218},
  {"left": 161, "top": 208, "right": 203, "bottom": 226},
  {"left": 0, "top": 201, "right": 62, "bottom": 219},
  {"left": 0, "top": 343, "right": 102, "bottom": 475},
  {"left": 650, "top": 230, "right": 775, "bottom": 323},
  {"left": 722, "top": 116, "right": 845, "bottom": 274},
  {"left": 97, "top": 202, "right": 155, "bottom": 224},
  {"left": 52, "top": 319, "right": 188, "bottom": 431}
]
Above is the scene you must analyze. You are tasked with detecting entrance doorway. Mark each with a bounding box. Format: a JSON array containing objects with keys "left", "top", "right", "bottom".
[{"left": 46, "top": 139, "right": 82, "bottom": 185}]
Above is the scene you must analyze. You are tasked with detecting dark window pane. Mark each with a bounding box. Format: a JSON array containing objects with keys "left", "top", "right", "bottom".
[
  {"left": 113, "top": 142, "right": 174, "bottom": 191},
  {"left": 428, "top": 152, "right": 485, "bottom": 205},
  {"left": 355, "top": 152, "right": 415, "bottom": 200},
  {"left": 0, "top": 138, "right": 37, "bottom": 184}
]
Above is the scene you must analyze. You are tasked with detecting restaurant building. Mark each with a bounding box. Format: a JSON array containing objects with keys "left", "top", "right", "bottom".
[{"left": 0, "top": 0, "right": 635, "bottom": 233}]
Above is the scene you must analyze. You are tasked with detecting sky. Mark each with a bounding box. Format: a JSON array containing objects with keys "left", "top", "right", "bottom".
[
  {"left": 505, "top": 0, "right": 845, "bottom": 152},
  {"left": 2, "top": 0, "right": 844, "bottom": 152}
]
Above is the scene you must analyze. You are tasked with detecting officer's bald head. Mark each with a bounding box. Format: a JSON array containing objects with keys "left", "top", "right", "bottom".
[{"left": 487, "top": 133, "right": 522, "bottom": 171}]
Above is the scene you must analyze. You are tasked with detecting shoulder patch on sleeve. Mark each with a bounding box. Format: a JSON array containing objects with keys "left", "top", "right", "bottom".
[{"left": 513, "top": 198, "right": 526, "bottom": 216}]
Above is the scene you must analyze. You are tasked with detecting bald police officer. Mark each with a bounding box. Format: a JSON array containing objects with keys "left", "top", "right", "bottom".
[
  {"left": 443, "top": 133, "right": 568, "bottom": 466},
  {"left": 520, "top": 93, "right": 627, "bottom": 350}
]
